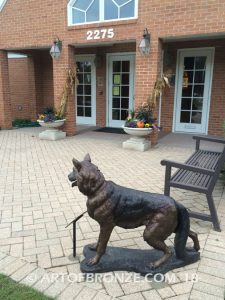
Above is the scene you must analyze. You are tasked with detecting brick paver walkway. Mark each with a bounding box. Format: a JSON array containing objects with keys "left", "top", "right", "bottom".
[{"left": 0, "top": 128, "right": 224, "bottom": 299}]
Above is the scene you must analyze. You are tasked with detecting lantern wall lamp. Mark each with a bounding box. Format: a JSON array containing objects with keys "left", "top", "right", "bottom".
[
  {"left": 50, "top": 37, "right": 62, "bottom": 59},
  {"left": 139, "top": 28, "right": 150, "bottom": 56}
]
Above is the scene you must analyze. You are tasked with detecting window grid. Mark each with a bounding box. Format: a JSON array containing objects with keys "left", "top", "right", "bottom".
[
  {"left": 180, "top": 56, "right": 206, "bottom": 125},
  {"left": 68, "top": 0, "right": 137, "bottom": 25}
]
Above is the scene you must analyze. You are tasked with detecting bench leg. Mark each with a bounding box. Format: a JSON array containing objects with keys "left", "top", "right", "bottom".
[
  {"left": 206, "top": 194, "right": 221, "bottom": 232},
  {"left": 164, "top": 184, "right": 170, "bottom": 196},
  {"left": 164, "top": 166, "right": 171, "bottom": 196}
]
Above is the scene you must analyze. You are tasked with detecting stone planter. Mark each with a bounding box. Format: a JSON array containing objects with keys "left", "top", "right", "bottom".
[
  {"left": 122, "top": 126, "right": 152, "bottom": 151},
  {"left": 37, "top": 119, "right": 66, "bottom": 141}
]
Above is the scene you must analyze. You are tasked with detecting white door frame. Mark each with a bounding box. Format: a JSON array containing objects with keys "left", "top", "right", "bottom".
[
  {"left": 106, "top": 52, "right": 135, "bottom": 127},
  {"left": 75, "top": 55, "right": 96, "bottom": 125},
  {"left": 173, "top": 47, "right": 215, "bottom": 134}
]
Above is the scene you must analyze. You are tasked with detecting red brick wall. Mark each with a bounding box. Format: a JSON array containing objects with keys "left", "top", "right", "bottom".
[
  {"left": 8, "top": 58, "right": 30, "bottom": 120},
  {"left": 0, "top": 51, "right": 12, "bottom": 128},
  {"left": 8, "top": 53, "right": 54, "bottom": 121},
  {"left": 35, "top": 53, "right": 54, "bottom": 115}
]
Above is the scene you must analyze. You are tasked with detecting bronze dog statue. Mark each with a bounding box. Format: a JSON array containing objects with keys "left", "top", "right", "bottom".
[{"left": 68, "top": 154, "right": 200, "bottom": 268}]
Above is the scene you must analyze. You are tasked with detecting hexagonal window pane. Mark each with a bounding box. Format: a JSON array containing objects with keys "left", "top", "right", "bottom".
[
  {"left": 72, "top": 10, "right": 85, "bottom": 24},
  {"left": 86, "top": 0, "right": 99, "bottom": 22},
  {"left": 73, "top": 0, "right": 93, "bottom": 11},
  {"left": 105, "top": 0, "right": 118, "bottom": 20},
  {"left": 120, "top": 1, "right": 135, "bottom": 18}
]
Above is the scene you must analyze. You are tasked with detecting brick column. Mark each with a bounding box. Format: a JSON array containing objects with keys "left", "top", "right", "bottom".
[
  {"left": 27, "top": 56, "right": 37, "bottom": 121},
  {"left": 135, "top": 38, "right": 163, "bottom": 146},
  {"left": 0, "top": 50, "right": 12, "bottom": 129},
  {"left": 53, "top": 45, "right": 76, "bottom": 136}
]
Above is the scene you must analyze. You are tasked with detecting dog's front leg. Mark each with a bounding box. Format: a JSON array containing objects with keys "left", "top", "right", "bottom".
[{"left": 87, "top": 224, "right": 114, "bottom": 266}]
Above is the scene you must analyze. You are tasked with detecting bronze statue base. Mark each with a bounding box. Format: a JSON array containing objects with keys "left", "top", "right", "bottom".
[{"left": 80, "top": 245, "right": 200, "bottom": 277}]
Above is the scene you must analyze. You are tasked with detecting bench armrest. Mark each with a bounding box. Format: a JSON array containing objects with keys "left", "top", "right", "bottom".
[
  {"left": 161, "top": 159, "right": 215, "bottom": 175},
  {"left": 193, "top": 135, "right": 225, "bottom": 150}
]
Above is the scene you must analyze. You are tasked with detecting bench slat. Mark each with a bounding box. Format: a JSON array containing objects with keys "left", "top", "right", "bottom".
[{"left": 171, "top": 150, "right": 221, "bottom": 190}]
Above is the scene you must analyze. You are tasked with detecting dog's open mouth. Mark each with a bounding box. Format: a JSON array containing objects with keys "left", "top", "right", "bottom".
[
  {"left": 71, "top": 180, "right": 77, "bottom": 187},
  {"left": 68, "top": 171, "right": 78, "bottom": 188}
]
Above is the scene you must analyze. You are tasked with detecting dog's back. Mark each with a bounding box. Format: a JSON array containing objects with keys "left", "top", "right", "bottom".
[{"left": 102, "top": 181, "right": 176, "bottom": 222}]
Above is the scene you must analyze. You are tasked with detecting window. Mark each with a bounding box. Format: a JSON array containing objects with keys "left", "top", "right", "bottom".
[
  {"left": 0, "top": 0, "right": 7, "bottom": 11},
  {"left": 68, "top": 0, "right": 137, "bottom": 25}
]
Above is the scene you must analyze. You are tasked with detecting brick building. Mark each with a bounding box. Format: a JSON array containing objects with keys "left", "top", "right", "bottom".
[{"left": 0, "top": 0, "right": 225, "bottom": 138}]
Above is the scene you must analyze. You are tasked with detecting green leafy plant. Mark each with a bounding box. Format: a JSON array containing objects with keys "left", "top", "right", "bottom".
[{"left": 12, "top": 119, "right": 40, "bottom": 128}]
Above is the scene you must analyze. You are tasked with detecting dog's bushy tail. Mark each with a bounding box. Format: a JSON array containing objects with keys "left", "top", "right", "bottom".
[{"left": 174, "top": 202, "right": 190, "bottom": 259}]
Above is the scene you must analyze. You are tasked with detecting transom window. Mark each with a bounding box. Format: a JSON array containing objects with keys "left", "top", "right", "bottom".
[
  {"left": 0, "top": 0, "right": 7, "bottom": 11},
  {"left": 68, "top": 0, "right": 137, "bottom": 25}
]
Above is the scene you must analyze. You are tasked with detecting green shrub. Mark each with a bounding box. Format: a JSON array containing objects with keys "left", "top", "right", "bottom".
[{"left": 12, "top": 119, "right": 40, "bottom": 128}]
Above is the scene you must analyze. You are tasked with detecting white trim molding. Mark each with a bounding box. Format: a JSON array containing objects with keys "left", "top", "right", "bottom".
[{"left": 0, "top": 0, "right": 7, "bottom": 11}]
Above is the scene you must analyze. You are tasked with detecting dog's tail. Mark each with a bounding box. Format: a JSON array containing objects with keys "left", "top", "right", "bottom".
[{"left": 174, "top": 201, "right": 190, "bottom": 259}]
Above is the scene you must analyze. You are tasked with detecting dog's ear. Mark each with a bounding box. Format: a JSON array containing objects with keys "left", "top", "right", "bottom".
[
  {"left": 72, "top": 158, "right": 82, "bottom": 171},
  {"left": 84, "top": 153, "right": 91, "bottom": 162}
]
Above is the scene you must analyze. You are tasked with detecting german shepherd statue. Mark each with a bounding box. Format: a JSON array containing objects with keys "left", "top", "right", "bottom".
[{"left": 68, "top": 154, "right": 200, "bottom": 269}]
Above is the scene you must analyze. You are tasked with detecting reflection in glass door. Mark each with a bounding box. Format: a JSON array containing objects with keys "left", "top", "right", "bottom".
[
  {"left": 76, "top": 56, "right": 96, "bottom": 125},
  {"left": 108, "top": 54, "right": 135, "bottom": 127},
  {"left": 174, "top": 49, "right": 214, "bottom": 134}
]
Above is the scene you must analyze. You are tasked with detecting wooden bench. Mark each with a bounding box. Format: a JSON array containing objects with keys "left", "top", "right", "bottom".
[{"left": 161, "top": 135, "right": 225, "bottom": 232}]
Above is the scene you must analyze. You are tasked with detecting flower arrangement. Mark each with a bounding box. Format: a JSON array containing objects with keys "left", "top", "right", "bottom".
[
  {"left": 124, "top": 102, "right": 158, "bottom": 129},
  {"left": 38, "top": 107, "right": 63, "bottom": 123}
]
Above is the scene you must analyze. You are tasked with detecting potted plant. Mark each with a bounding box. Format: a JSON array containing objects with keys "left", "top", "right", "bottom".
[
  {"left": 122, "top": 102, "right": 158, "bottom": 151},
  {"left": 122, "top": 74, "right": 170, "bottom": 151},
  {"left": 37, "top": 107, "right": 66, "bottom": 141},
  {"left": 37, "top": 68, "right": 78, "bottom": 141},
  {"left": 37, "top": 107, "right": 66, "bottom": 127}
]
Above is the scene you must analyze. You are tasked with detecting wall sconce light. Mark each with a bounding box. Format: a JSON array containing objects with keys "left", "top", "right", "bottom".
[
  {"left": 139, "top": 29, "right": 150, "bottom": 56},
  {"left": 50, "top": 38, "right": 62, "bottom": 59}
]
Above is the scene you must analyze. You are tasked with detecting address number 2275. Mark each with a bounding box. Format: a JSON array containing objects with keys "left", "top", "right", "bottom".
[{"left": 87, "top": 28, "right": 114, "bottom": 40}]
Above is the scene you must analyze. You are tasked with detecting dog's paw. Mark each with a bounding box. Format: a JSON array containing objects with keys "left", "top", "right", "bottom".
[
  {"left": 87, "top": 256, "right": 99, "bottom": 266},
  {"left": 88, "top": 243, "right": 97, "bottom": 251}
]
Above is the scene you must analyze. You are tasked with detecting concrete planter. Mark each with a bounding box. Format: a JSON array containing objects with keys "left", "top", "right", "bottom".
[
  {"left": 37, "top": 119, "right": 66, "bottom": 141},
  {"left": 122, "top": 126, "right": 152, "bottom": 151}
]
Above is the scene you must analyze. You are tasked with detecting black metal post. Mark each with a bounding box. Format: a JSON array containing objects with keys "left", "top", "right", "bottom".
[
  {"left": 73, "top": 221, "right": 76, "bottom": 257},
  {"left": 65, "top": 211, "right": 87, "bottom": 258}
]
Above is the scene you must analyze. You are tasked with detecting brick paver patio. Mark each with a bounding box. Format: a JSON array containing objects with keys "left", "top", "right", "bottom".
[{"left": 0, "top": 127, "right": 224, "bottom": 299}]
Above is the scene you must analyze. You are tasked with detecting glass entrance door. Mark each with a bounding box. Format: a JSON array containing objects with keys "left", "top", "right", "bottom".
[
  {"left": 174, "top": 49, "right": 214, "bottom": 134},
  {"left": 76, "top": 56, "right": 96, "bottom": 125},
  {"left": 108, "top": 54, "right": 135, "bottom": 127}
]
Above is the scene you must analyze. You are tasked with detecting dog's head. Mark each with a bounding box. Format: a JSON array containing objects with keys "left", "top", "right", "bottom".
[{"left": 68, "top": 153, "right": 105, "bottom": 196}]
